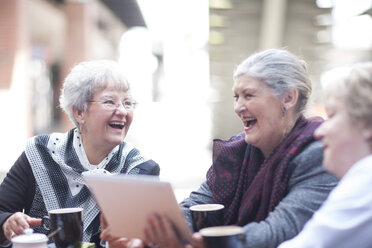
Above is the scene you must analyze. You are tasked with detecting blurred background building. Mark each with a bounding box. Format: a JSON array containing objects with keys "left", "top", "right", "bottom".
[{"left": 1, "top": 0, "right": 372, "bottom": 200}]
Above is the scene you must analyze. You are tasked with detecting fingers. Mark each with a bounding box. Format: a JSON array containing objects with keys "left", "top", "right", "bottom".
[
  {"left": 3, "top": 213, "right": 31, "bottom": 240},
  {"left": 144, "top": 214, "right": 186, "bottom": 248},
  {"left": 144, "top": 213, "right": 171, "bottom": 245},
  {"left": 107, "top": 237, "right": 130, "bottom": 248},
  {"left": 100, "top": 228, "right": 117, "bottom": 242},
  {"left": 128, "top": 238, "right": 145, "bottom": 248},
  {"left": 160, "top": 215, "right": 179, "bottom": 242},
  {"left": 100, "top": 228, "right": 131, "bottom": 248},
  {"left": 191, "top": 233, "right": 204, "bottom": 248},
  {"left": 99, "top": 213, "right": 113, "bottom": 241},
  {"left": 26, "top": 216, "right": 42, "bottom": 226},
  {"left": 144, "top": 214, "right": 162, "bottom": 243},
  {"left": 100, "top": 219, "right": 129, "bottom": 248},
  {"left": 100, "top": 213, "right": 108, "bottom": 229},
  {"left": 99, "top": 213, "right": 144, "bottom": 248}
]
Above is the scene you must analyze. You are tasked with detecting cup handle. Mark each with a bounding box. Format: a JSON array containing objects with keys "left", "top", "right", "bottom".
[{"left": 41, "top": 216, "right": 50, "bottom": 231}]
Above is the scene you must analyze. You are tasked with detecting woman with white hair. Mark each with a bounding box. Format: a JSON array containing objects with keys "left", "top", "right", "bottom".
[
  {"left": 102, "top": 49, "right": 338, "bottom": 248},
  {"left": 0, "top": 60, "right": 160, "bottom": 247},
  {"left": 279, "top": 62, "right": 372, "bottom": 248}
]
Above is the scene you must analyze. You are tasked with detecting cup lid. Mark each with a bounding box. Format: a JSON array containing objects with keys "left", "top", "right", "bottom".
[{"left": 12, "top": 229, "right": 48, "bottom": 244}]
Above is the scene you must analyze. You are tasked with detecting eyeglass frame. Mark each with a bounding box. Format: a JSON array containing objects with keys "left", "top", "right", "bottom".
[{"left": 88, "top": 98, "right": 137, "bottom": 111}]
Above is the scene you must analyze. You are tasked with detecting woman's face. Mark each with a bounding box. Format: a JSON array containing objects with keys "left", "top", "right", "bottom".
[
  {"left": 314, "top": 90, "right": 367, "bottom": 178},
  {"left": 233, "top": 75, "right": 286, "bottom": 157},
  {"left": 78, "top": 87, "right": 134, "bottom": 153}
]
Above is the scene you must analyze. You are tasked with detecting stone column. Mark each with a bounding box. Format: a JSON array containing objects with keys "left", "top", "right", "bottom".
[{"left": 260, "top": 0, "right": 287, "bottom": 49}]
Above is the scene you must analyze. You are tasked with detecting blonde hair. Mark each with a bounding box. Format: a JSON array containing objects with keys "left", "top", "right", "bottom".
[{"left": 344, "top": 62, "right": 372, "bottom": 129}]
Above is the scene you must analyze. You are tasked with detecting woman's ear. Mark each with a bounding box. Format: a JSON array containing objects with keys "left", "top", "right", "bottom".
[
  {"left": 282, "top": 88, "right": 299, "bottom": 111},
  {"left": 73, "top": 107, "right": 85, "bottom": 125}
]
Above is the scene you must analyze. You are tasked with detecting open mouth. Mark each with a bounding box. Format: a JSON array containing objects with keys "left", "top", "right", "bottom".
[
  {"left": 109, "top": 122, "right": 125, "bottom": 130},
  {"left": 244, "top": 118, "right": 257, "bottom": 128}
]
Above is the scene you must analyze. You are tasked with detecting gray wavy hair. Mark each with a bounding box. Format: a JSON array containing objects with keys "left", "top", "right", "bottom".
[
  {"left": 59, "top": 60, "right": 130, "bottom": 127},
  {"left": 234, "top": 49, "right": 311, "bottom": 115}
]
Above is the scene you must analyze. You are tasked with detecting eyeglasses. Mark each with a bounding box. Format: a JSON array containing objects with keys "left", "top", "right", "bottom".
[{"left": 89, "top": 99, "right": 137, "bottom": 111}]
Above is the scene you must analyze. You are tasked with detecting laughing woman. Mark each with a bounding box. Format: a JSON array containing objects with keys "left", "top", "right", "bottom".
[
  {"left": 279, "top": 62, "right": 372, "bottom": 248},
  {"left": 136, "top": 49, "right": 338, "bottom": 248},
  {"left": 0, "top": 60, "right": 159, "bottom": 247}
]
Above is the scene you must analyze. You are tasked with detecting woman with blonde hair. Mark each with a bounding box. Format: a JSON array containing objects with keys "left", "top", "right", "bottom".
[{"left": 279, "top": 62, "right": 372, "bottom": 247}]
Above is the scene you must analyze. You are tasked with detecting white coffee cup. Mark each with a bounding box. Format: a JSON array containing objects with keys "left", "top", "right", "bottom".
[{"left": 11, "top": 229, "right": 48, "bottom": 248}]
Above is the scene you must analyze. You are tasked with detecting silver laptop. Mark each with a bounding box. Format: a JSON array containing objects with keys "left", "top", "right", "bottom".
[{"left": 83, "top": 174, "right": 192, "bottom": 243}]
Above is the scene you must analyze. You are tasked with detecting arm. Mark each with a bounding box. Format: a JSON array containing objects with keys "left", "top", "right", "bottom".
[
  {"left": 279, "top": 156, "right": 372, "bottom": 248},
  {"left": 180, "top": 182, "right": 214, "bottom": 230},
  {"left": 136, "top": 160, "right": 160, "bottom": 176},
  {"left": 0, "top": 152, "right": 36, "bottom": 244},
  {"left": 242, "top": 141, "right": 339, "bottom": 248}
]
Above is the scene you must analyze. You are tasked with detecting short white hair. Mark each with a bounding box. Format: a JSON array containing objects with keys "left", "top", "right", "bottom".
[{"left": 59, "top": 60, "right": 130, "bottom": 126}]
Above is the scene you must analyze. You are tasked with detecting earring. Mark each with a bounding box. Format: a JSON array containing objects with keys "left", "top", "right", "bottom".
[
  {"left": 282, "top": 107, "right": 287, "bottom": 116},
  {"left": 78, "top": 120, "right": 85, "bottom": 130}
]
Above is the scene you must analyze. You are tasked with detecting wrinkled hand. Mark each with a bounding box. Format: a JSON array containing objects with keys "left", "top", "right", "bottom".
[
  {"left": 100, "top": 214, "right": 145, "bottom": 248},
  {"left": 144, "top": 214, "right": 199, "bottom": 248},
  {"left": 2, "top": 212, "right": 42, "bottom": 241}
]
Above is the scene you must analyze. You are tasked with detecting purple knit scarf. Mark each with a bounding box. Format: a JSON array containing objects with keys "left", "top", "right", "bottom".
[{"left": 206, "top": 116, "right": 323, "bottom": 225}]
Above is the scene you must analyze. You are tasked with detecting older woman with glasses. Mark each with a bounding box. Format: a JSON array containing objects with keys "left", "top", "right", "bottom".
[{"left": 0, "top": 60, "right": 160, "bottom": 247}]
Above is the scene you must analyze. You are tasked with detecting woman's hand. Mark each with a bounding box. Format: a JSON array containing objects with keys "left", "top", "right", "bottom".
[
  {"left": 190, "top": 233, "right": 204, "bottom": 248},
  {"left": 100, "top": 214, "right": 145, "bottom": 248},
  {"left": 100, "top": 213, "right": 205, "bottom": 248},
  {"left": 144, "top": 213, "right": 202, "bottom": 248},
  {"left": 2, "top": 212, "right": 42, "bottom": 240}
]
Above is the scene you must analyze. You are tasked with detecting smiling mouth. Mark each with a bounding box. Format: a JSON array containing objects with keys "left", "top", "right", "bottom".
[
  {"left": 109, "top": 122, "right": 125, "bottom": 130},
  {"left": 244, "top": 118, "right": 257, "bottom": 128}
]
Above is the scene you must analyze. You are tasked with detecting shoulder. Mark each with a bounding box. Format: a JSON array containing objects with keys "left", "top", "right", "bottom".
[
  {"left": 290, "top": 140, "right": 323, "bottom": 170},
  {"left": 294, "top": 140, "right": 323, "bottom": 162},
  {"left": 26, "top": 131, "right": 70, "bottom": 148},
  {"left": 0, "top": 152, "right": 35, "bottom": 199},
  {"left": 12, "top": 152, "right": 33, "bottom": 176},
  {"left": 120, "top": 142, "right": 160, "bottom": 176},
  {"left": 136, "top": 160, "right": 160, "bottom": 176},
  {"left": 289, "top": 140, "right": 338, "bottom": 185}
]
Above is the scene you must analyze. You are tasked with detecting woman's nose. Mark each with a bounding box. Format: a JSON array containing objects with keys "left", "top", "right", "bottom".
[
  {"left": 314, "top": 123, "right": 325, "bottom": 140},
  {"left": 234, "top": 98, "right": 246, "bottom": 114},
  {"left": 114, "top": 104, "right": 128, "bottom": 116}
]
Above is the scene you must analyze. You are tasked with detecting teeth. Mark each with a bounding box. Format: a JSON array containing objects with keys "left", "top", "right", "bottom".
[
  {"left": 243, "top": 118, "right": 255, "bottom": 121},
  {"left": 110, "top": 122, "right": 125, "bottom": 126},
  {"left": 243, "top": 117, "right": 256, "bottom": 127},
  {"left": 109, "top": 122, "right": 125, "bottom": 129}
]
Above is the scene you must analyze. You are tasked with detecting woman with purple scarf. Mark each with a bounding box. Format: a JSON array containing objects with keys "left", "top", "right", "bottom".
[{"left": 102, "top": 49, "right": 338, "bottom": 248}]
